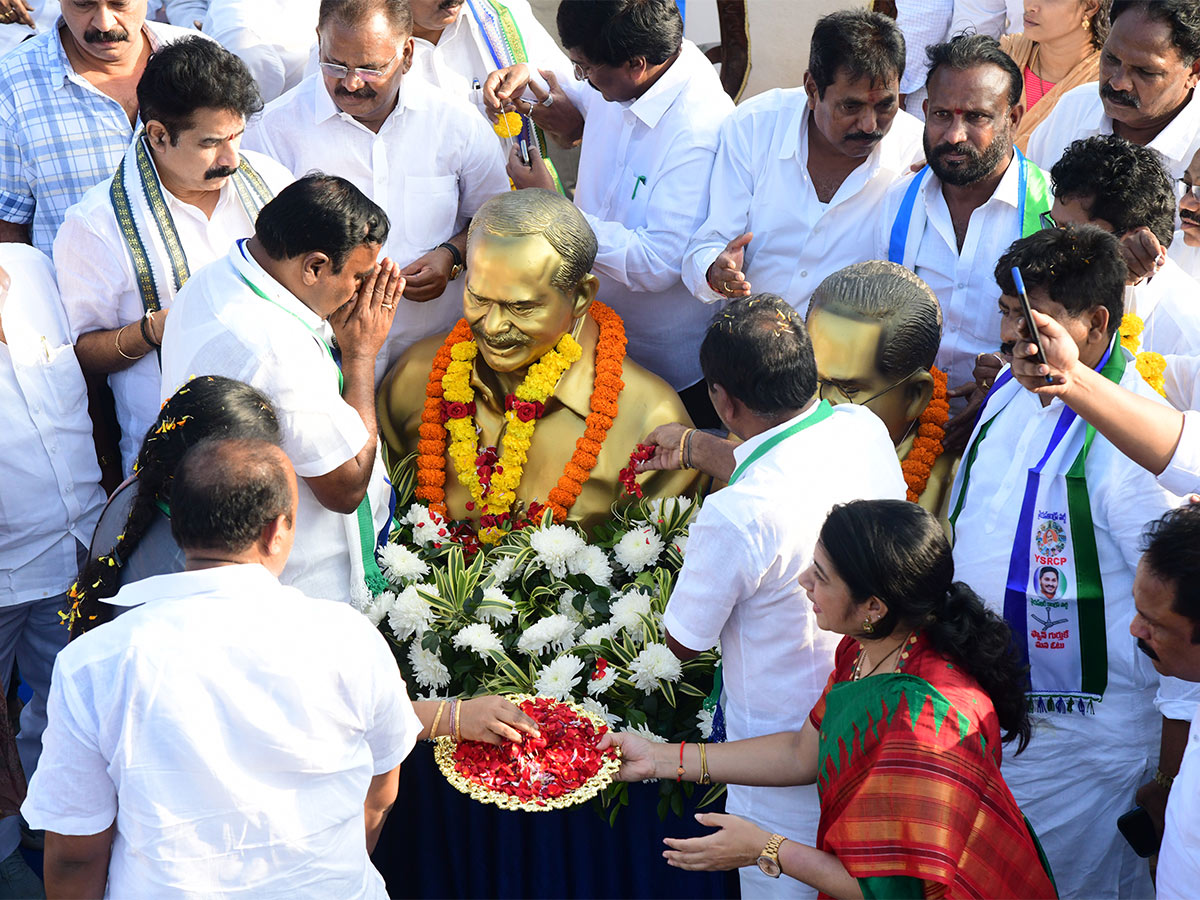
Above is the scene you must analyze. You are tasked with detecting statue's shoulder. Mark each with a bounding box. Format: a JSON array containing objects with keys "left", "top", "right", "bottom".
[
  {"left": 618, "top": 355, "right": 694, "bottom": 429},
  {"left": 380, "top": 333, "right": 447, "bottom": 408}
]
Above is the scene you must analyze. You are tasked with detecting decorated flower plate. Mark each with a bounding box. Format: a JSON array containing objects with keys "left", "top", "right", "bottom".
[{"left": 433, "top": 694, "right": 621, "bottom": 812}]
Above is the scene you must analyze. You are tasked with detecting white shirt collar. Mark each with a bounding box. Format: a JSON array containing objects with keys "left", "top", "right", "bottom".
[
  {"left": 624, "top": 43, "right": 694, "bottom": 129},
  {"left": 1094, "top": 87, "right": 1200, "bottom": 162},
  {"left": 108, "top": 563, "right": 281, "bottom": 608},
  {"left": 732, "top": 400, "right": 829, "bottom": 467},
  {"left": 779, "top": 101, "right": 917, "bottom": 177},
  {"left": 228, "top": 239, "right": 327, "bottom": 333},
  {"left": 312, "top": 72, "right": 419, "bottom": 129},
  {"left": 921, "top": 147, "right": 1024, "bottom": 212}
]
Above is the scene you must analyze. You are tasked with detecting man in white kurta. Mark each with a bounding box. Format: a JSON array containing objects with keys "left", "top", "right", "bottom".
[
  {"left": 663, "top": 296, "right": 906, "bottom": 899},
  {"left": 244, "top": 2, "right": 508, "bottom": 378},
  {"left": 202, "top": 0, "right": 321, "bottom": 101},
  {"left": 683, "top": 11, "right": 922, "bottom": 312},
  {"left": 56, "top": 38, "right": 294, "bottom": 475},
  {"left": 22, "top": 439, "right": 419, "bottom": 898},
  {"left": 160, "top": 177, "right": 398, "bottom": 604},
  {"left": 0, "top": 243, "right": 106, "bottom": 883}
]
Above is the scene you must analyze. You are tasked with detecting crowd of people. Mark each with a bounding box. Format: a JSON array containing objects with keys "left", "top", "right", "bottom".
[{"left": 3, "top": 0, "right": 1200, "bottom": 897}]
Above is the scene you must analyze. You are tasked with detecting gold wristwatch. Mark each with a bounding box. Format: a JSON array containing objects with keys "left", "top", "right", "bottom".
[{"left": 756, "top": 833, "right": 786, "bottom": 878}]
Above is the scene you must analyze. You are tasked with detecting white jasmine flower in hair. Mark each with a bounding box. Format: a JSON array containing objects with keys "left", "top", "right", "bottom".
[
  {"left": 533, "top": 654, "right": 585, "bottom": 700},
  {"left": 516, "top": 613, "right": 578, "bottom": 656},
  {"left": 567, "top": 544, "right": 613, "bottom": 587},
  {"left": 387, "top": 584, "right": 437, "bottom": 639},
  {"left": 361, "top": 590, "right": 396, "bottom": 627},
  {"left": 627, "top": 722, "right": 667, "bottom": 743},
  {"left": 578, "top": 621, "right": 618, "bottom": 647},
  {"left": 627, "top": 642, "right": 683, "bottom": 693},
  {"left": 586, "top": 661, "right": 618, "bottom": 696},
  {"left": 613, "top": 525, "right": 664, "bottom": 574},
  {"left": 530, "top": 524, "right": 587, "bottom": 578},
  {"left": 487, "top": 554, "right": 519, "bottom": 586},
  {"left": 581, "top": 697, "right": 620, "bottom": 729},
  {"left": 610, "top": 590, "right": 653, "bottom": 640},
  {"left": 476, "top": 586, "right": 516, "bottom": 626},
  {"left": 377, "top": 543, "right": 430, "bottom": 583},
  {"left": 408, "top": 641, "right": 451, "bottom": 690},
  {"left": 696, "top": 707, "right": 714, "bottom": 739},
  {"left": 452, "top": 623, "right": 504, "bottom": 660}
]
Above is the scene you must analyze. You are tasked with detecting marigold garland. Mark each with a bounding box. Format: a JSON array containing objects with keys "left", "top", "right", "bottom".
[
  {"left": 901, "top": 366, "right": 949, "bottom": 503},
  {"left": 1120, "top": 313, "right": 1167, "bottom": 398},
  {"left": 415, "top": 302, "right": 627, "bottom": 539}
]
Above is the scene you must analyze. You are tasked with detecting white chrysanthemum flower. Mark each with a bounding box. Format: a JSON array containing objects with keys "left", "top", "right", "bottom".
[
  {"left": 627, "top": 642, "right": 683, "bottom": 693},
  {"left": 696, "top": 707, "right": 714, "bottom": 739},
  {"left": 376, "top": 543, "right": 430, "bottom": 583},
  {"left": 581, "top": 697, "right": 620, "bottom": 729},
  {"left": 401, "top": 503, "right": 431, "bottom": 526},
  {"left": 516, "top": 613, "right": 578, "bottom": 656},
  {"left": 451, "top": 622, "right": 504, "bottom": 660},
  {"left": 487, "top": 554, "right": 519, "bottom": 586},
  {"left": 361, "top": 590, "right": 396, "bottom": 627},
  {"left": 416, "top": 691, "right": 449, "bottom": 702},
  {"left": 613, "top": 525, "right": 665, "bottom": 574},
  {"left": 402, "top": 504, "right": 445, "bottom": 546},
  {"left": 586, "top": 662, "right": 618, "bottom": 696},
  {"left": 476, "top": 586, "right": 516, "bottom": 626},
  {"left": 646, "top": 495, "right": 692, "bottom": 522},
  {"left": 529, "top": 524, "right": 587, "bottom": 578},
  {"left": 610, "top": 589, "right": 653, "bottom": 640},
  {"left": 558, "top": 590, "right": 587, "bottom": 624},
  {"left": 628, "top": 722, "right": 667, "bottom": 743},
  {"left": 387, "top": 584, "right": 437, "bottom": 639},
  {"left": 533, "top": 654, "right": 585, "bottom": 700},
  {"left": 671, "top": 533, "right": 689, "bottom": 557},
  {"left": 578, "top": 621, "right": 618, "bottom": 647},
  {"left": 408, "top": 641, "right": 451, "bottom": 689},
  {"left": 567, "top": 544, "right": 613, "bottom": 587}
]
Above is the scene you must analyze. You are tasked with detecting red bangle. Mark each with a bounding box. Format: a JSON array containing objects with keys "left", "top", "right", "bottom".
[{"left": 677, "top": 741, "right": 686, "bottom": 782}]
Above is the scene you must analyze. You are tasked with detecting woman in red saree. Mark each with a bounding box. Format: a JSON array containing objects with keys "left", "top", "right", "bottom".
[{"left": 605, "top": 499, "right": 1057, "bottom": 899}]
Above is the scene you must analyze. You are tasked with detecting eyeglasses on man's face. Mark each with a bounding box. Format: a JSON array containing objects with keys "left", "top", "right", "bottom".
[{"left": 318, "top": 49, "right": 398, "bottom": 83}]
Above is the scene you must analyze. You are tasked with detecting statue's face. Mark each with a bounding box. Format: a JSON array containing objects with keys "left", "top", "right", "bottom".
[
  {"left": 807, "top": 307, "right": 920, "bottom": 441},
  {"left": 464, "top": 232, "right": 586, "bottom": 374}
]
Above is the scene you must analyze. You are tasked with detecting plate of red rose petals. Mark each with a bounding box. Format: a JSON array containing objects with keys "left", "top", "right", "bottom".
[{"left": 433, "top": 695, "right": 621, "bottom": 811}]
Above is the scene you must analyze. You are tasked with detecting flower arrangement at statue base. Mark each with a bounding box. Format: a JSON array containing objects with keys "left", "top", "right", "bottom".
[
  {"left": 358, "top": 475, "right": 723, "bottom": 822},
  {"left": 435, "top": 695, "right": 621, "bottom": 811}
]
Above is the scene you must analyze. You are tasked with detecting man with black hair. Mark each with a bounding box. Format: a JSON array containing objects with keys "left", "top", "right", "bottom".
[
  {"left": 949, "top": 224, "right": 1182, "bottom": 898},
  {"left": 55, "top": 36, "right": 294, "bottom": 477},
  {"left": 245, "top": 0, "right": 508, "bottom": 373},
  {"left": 1047, "top": 133, "right": 1200, "bottom": 361},
  {"left": 1027, "top": 0, "right": 1200, "bottom": 181},
  {"left": 662, "top": 295, "right": 904, "bottom": 899},
  {"left": 22, "top": 437, "right": 420, "bottom": 898},
  {"left": 877, "top": 32, "right": 1052, "bottom": 439},
  {"left": 161, "top": 174, "right": 403, "bottom": 605},
  {"left": 492, "top": 0, "right": 734, "bottom": 425},
  {"left": 678, "top": 9, "right": 921, "bottom": 314}
]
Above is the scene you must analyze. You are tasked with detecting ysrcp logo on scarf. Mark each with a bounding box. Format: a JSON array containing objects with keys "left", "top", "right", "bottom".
[{"left": 1036, "top": 519, "right": 1066, "bottom": 556}]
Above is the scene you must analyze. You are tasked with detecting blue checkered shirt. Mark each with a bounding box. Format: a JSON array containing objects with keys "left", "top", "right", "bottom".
[{"left": 0, "top": 20, "right": 193, "bottom": 254}]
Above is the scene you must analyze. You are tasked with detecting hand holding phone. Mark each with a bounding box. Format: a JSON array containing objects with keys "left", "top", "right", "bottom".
[{"left": 1011, "top": 266, "right": 1053, "bottom": 384}]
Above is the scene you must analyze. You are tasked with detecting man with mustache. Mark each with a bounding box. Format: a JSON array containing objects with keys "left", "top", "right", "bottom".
[
  {"left": 0, "top": 0, "right": 197, "bottom": 254},
  {"left": 1169, "top": 145, "right": 1200, "bottom": 277},
  {"left": 678, "top": 10, "right": 921, "bottom": 313},
  {"left": 246, "top": 0, "right": 508, "bottom": 382},
  {"left": 54, "top": 37, "right": 294, "bottom": 478},
  {"left": 1026, "top": 1, "right": 1200, "bottom": 183},
  {"left": 876, "top": 33, "right": 1051, "bottom": 448}
]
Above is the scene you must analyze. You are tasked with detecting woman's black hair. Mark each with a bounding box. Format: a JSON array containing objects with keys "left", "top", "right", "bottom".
[
  {"left": 818, "top": 499, "right": 1033, "bottom": 752},
  {"left": 69, "top": 377, "right": 280, "bottom": 636}
]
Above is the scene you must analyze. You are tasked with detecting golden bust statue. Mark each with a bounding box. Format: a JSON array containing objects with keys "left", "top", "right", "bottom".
[
  {"left": 378, "top": 189, "right": 696, "bottom": 538},
  {"left": 805, "top": 261, "right": 956, "bottom": 516}
]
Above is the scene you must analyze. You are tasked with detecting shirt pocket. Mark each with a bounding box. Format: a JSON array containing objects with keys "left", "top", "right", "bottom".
[{"left": 403, "top": 174, "right": 460, "bottom": 251}]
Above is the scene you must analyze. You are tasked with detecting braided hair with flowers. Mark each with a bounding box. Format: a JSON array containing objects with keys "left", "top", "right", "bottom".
[{"left": 66, "top": 377, "right": 280, "bottom": 636}]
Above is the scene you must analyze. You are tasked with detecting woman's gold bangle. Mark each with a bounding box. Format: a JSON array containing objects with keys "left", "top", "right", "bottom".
[
  {"left": 698, "top": 741, "right": 711, "bottom": 785},
  {"left": 429, "top": 699, "right": 447, "bottom": 740},
  {"left": 453, "top": 697, "right": 463, "bottom": 742}
]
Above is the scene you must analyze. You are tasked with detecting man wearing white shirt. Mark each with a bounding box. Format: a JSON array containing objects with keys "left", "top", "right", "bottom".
[
  {"left": 683, "top": 10, "right": 923, "bottom": 315},
  {"left": 950, "top": 225, "right": 1183, "bottom": 898},
  {"left": 1026, "top": 0, "right": 1200, "bottom": 180},
  {"left": 0, "top": 243, "right": 105, "bottom": 891},
  {"left": 950, "top": 0, "right": 1023, "bottom": 37},
  {"left": 877, "top": 33, "right": 1051, "bottom": 425},
  {"left": 202, "top": 0, "right": 320, "bottom": 101},
  {"left": 245, "top": 0, "right": 508, "bottom": 376},
  {"left": 895, "top": 0, "right": 952, "bottom": 118},
  {"left": 56, "top": 37, "right": 293, "bottom": 477},
  {"left": 24, "top": 437, "right": 420, "bottom": 898},
  {"left": 161, "top": 174, "right": 403, "bottom": 604},
  {"left": 662, "top": 295, "right": 906, "bottom": 899},
  {"left": 1046, "top": 133, "right": 1200, "bottom": 363},
  {"left": 502, "top": 0, "right": 732, "bottom": 423}
]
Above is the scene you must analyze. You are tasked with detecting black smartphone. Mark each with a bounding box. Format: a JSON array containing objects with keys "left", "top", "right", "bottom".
[
  {"left": 1117, "top": 806, "right": 1159, "bottom": 858},
  {"left": 1011, "top": 266, "right": 1053, "bottom": 383}
]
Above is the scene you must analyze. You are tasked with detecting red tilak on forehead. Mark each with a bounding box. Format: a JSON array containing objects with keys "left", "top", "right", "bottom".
[{"left": 954, "top": 108, "right": 965, "bottom": 116}]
